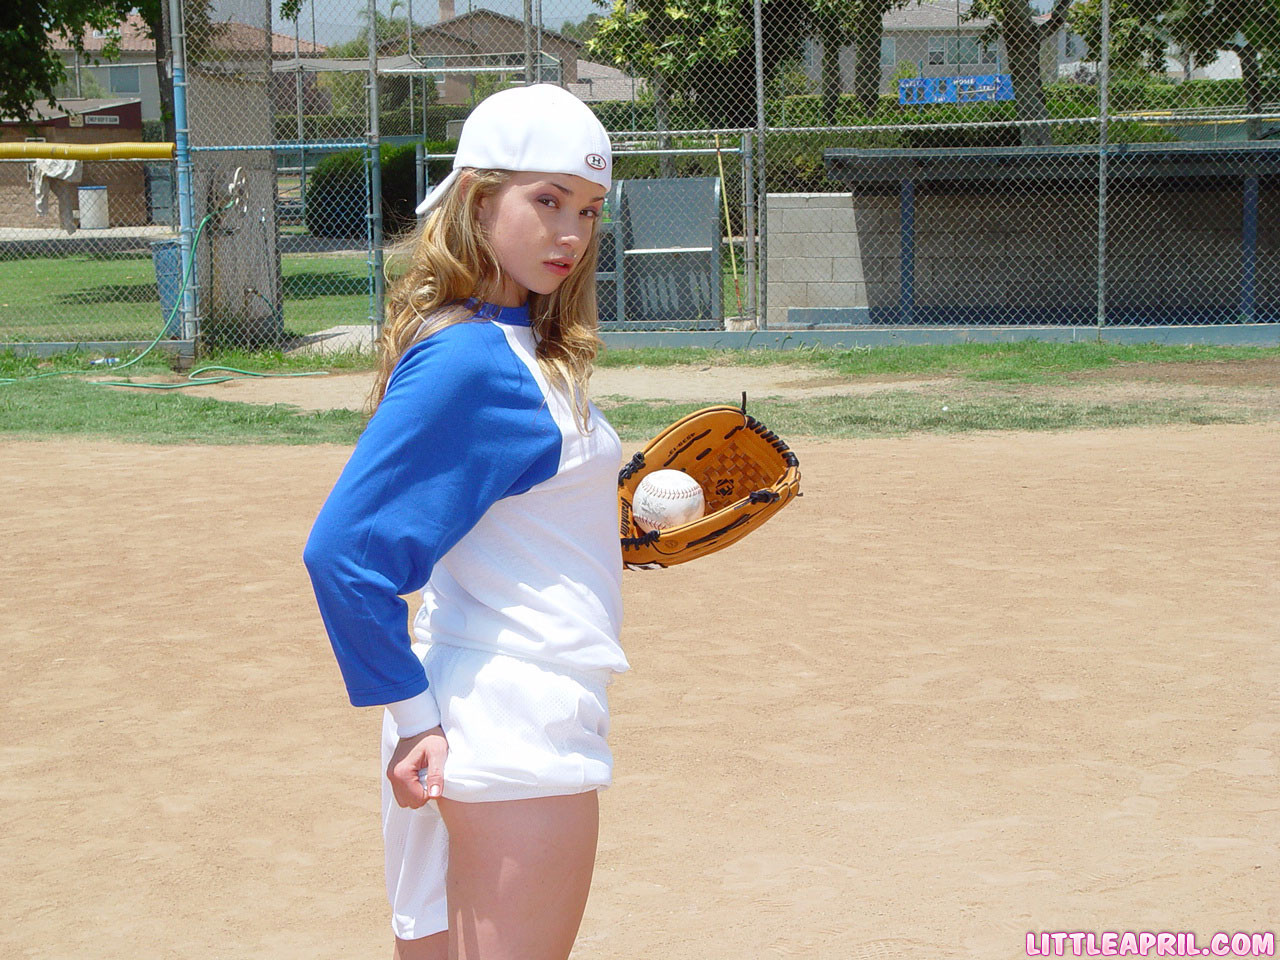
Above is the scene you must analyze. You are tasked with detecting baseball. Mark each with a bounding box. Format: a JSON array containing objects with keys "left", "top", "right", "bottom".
[{"left": 633, "top": 470, "right": 706, "bottom": 533}]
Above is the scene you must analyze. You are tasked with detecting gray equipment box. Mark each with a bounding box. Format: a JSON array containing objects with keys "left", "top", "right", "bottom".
[{"left": 597, "top": 177, "right": 722, "bottom": 328}]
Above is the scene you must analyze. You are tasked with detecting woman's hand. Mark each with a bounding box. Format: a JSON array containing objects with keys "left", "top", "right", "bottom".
[{"left": 386, "top": 725, "right": 448, "bottom": 809}]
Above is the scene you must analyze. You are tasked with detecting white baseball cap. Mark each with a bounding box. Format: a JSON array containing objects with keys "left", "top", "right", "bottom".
[{"left": 415, "top": 83, "right": 612, "bottom": 216}]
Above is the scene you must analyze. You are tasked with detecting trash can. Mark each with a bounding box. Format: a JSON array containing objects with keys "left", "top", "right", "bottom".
[
  {"left": 78, "top": 185, "right": 109, "bottom": 229},
  {"left": 151, "top": 239, "right": 184, "bottom": 338}
]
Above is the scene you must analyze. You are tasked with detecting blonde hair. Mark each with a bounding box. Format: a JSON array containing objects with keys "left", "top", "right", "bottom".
[{"left": 371, "top": 168, "right": 603, "bottom": 432}]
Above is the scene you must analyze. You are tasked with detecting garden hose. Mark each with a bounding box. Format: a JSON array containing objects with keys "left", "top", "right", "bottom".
[
  {"left": 2, "top": 183, "right": 332, "bottom": 391},
  {"left": 94, "top": 364, "right": 328, "bottom": 390}
]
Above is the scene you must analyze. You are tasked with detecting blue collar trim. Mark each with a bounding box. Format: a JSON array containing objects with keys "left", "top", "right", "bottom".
[{"left": 467, "top": 298, "right": 530, "bottom": 327}]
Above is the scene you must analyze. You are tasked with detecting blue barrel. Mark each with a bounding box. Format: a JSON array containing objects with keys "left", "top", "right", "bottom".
[{"left": 151, "top": 239, "right": 183, "bottom": 338}]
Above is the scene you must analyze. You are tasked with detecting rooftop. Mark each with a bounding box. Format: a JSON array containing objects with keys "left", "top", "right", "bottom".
[{"left": 49, "top": 12, "right": 327, "bottom": 58}]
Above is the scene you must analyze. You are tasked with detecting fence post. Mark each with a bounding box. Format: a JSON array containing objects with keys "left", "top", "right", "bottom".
[
  {"left": 742, "top": 132, "right": 757, "bottom": 327},
  {"left": 367, "top": 0, "right": 385, "bottom": 335},
  {"left": 1096, "top": 0, "right": 1110, "bottom": 331},
  {"left": 1242, "top": 176, "right": 1258, "bottom": 323},
  {"left": 168, "top": 0, "right": 197, "bottom": 341},
  {"left": 754, "top": 0, "right": 767, "bottom": 330},
  {"left": 416, "top": 142, "right": 426, "bottom": 214},
  {"left": 899, "top": 179, "right": 915, "bottom": 325}
]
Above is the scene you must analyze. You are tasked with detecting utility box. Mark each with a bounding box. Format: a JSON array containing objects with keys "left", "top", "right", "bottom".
[{"left": 596, "top": 177, "right": 722, "bottom": 328}]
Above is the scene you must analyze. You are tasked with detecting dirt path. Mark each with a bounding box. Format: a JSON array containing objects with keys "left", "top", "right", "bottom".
[
  {"left": 113, "top": 357, "right": 1279, "bottom": 415},
  {"left": 158, "top": 365, "right": 954, "bottom": 411},
  {"left": 3, "top": 424, "right": 1277, "bottom": 959}
]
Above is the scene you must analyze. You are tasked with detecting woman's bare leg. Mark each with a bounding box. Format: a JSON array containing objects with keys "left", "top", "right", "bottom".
[
  {"left": 393, "top": 931, "right": 448, "bottom": 960},
  {"left": 438, "top": 791, "right": 599, "bottom": 960}
]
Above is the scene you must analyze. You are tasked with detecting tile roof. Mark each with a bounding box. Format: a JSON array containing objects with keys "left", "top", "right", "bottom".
[
  {"left": 49, "top": 11, "right": 327, "bottom": 57},
  {"left": 567, "top": 60, "right": 647, "bottom": 102}
]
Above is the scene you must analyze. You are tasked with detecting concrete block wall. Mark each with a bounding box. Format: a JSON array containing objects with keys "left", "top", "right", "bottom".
[
  {"left": 767, "top": 184, "right": 1279, "bottom": 325},
  {"left": 765, "top": 193, "right": 868, "bottom": 328}
]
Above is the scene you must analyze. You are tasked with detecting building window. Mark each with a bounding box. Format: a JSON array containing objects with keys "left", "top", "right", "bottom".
[
  {"left": 982, "top": 42, "right": 998, "bottom": 65},
  {"left": 928, "top": 37, "right": 945, "bottom": 65},
  {"left": 947, "top": 37, "right": 982, "bottom": 64},
  {"left": 109, "top": 65, "right": 140, "bottom": 94},
  {"left": 880, "top": 37, "right": 895, "bottom": 67}
]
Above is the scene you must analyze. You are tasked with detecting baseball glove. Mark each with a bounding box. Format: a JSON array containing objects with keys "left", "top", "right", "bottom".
[{"left": 618, "top": 397, "right": 801, "bottom": 568}]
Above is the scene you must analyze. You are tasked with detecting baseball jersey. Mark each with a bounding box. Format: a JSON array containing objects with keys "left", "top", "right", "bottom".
[{"left": 303, "top": 300, "right": 627, "bottom": 737}]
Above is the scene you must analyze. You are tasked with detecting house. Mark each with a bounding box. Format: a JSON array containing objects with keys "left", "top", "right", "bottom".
[
  {"left": 403, "top": 7, "right": 585, "bottom": 106},
  {"left": 567, "top": 60, "right": 648, "bottom": 104},
  {"left": 49, "top": 14, "right": 162, "bottom": 121},
  {"left": 803, "top": 0, "right": 1091, "bottom": 96},
  {"left": 48, "top": 12, "right": 326, "bottom": 123}
]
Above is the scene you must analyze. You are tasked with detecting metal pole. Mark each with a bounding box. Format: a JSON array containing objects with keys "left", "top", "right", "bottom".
[
  {"left": 407, "top": 0, "right": 414, "bottom": 136},
  {"left": 368, "top": 0, "right": 385, "bottom": 332},
  {"left": 753, "top": 0, "right": 766, "bottom": 329},
  {"left": 742, "top": 132, "right": 756, "bottom": 325},
  {"left": 1242, "top": 176, "right": 1258, "bottom": 322},
  {"left": 416, "top": 141, "right": 425, "bottom": 214},
  {"left": 168, "top": 0, "right": 197, "bottom": 341},
  {"left": 293, "top": 27, "right": 306, "bottom": 225},
  {"left": 1097, "top": 0, "right": 1109, "bottom": 330},
  {"left": 524, "top": 0, "right": 534, "bottom": 85}
]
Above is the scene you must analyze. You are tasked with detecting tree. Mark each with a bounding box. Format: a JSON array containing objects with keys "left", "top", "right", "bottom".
[
  {"left": 561, "top": 14, "right": 605, "bottom": 45},
  {"left": 967, "top": 0, "right": 1074, "bottom": 145},
  {"left": 587, "top": 0, "right": 811, "bottom": 140},
  {"left": 808, "top": 0, "right": 889, "bottom": 121},
  {"left": 1072, "top": 0, "right": 1280, "bottom": 138},
  {"left": 132, "top": 0, "right": 174, "bottom": 143},
  {"left": 1, "top": 0, "right": 136, "bottom": 122},
  {"left": 808, "top": 0, "right": 908, "bottom": 122},
  {"left": 809, "top": 0, "right": 856, "bottom": 121}
]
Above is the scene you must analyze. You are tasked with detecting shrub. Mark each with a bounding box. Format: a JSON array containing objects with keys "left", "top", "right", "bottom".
[{"left": 304, "top": 140, "right": 455, "bottom": 239}]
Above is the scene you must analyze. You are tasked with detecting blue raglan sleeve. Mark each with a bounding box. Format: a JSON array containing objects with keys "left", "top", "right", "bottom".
[{"left": 302, "top": 325, "right": 561, "bottom": 732}]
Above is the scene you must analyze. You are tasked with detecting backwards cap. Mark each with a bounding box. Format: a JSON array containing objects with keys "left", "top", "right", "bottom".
[{"left": 415, "top": 83, "right": 612, "bottom": 216}]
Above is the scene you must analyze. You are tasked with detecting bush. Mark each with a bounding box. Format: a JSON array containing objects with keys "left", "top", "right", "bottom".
[{"left": 304, "top": 140, "right": 456, "bottom": 239}]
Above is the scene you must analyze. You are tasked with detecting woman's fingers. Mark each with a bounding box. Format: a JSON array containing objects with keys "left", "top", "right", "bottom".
[
  {"left": 419, "top": 730, "right": 448, "bottom": 800},
  {"left": 388, "top": 748, "right": 429, "bottom": 809},
  {"left": 387, "top": 727, "right": 447, "bottom": 809}
]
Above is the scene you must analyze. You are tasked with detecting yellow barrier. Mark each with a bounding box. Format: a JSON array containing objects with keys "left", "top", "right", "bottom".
[{"left": 0, "top": 141, "right": 174, "bottom": 161}]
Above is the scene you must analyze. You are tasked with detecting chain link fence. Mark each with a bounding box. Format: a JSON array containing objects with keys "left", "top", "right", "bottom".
[{"left": 2, "top": 0, "right": 1277, "bottom": 354}]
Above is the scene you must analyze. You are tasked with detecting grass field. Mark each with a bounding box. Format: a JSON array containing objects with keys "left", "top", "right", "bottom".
[
  {"left": 0, "top": 243, "right": 751, "bottom": 342},
  {"left": 593, "top": 340, "right": 1279, "bottom": 381},
  {"left": 0, "top": 252, "right": 372, "bottom": 342},
  {"left": 2, "top": 341, "right": 1276, "bottom": 445}
]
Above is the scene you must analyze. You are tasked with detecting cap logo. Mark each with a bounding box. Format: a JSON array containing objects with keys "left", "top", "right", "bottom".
[{"left": 585, "top": 153, "right": 607, "bottom": 170}]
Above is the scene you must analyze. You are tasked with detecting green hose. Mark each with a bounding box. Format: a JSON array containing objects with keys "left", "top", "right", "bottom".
[
  {"left": 94, "top": 364, "right": 329, "bottom": 390},
  {"left": 2, "top": 196, "right": 332, "bottom": 390}
]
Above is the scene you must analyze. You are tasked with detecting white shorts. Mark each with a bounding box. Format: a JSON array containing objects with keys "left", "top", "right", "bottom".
[{"left": 381, "top": 642, "right": 614, "bottom": 940}]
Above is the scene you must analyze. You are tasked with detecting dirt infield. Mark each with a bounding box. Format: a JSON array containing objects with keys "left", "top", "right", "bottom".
[
  {"left": 2, "top": 425, "right": 1277, "bottom": 959},
  {"left": 119, "top": 357, "right": 1280, "bottom": 422},
  {"left": 165, "top": 365, "right": 957, "bottom": 410}
]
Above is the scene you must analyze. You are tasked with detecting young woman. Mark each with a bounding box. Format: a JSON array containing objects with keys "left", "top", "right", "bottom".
[{"left": 303, "top": 84, "right": 625, "bottom": 960}]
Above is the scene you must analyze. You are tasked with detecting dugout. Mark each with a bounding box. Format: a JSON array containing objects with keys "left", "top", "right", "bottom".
[{"left": 770, "top": 142, "right": 1280, "bottom": 327}]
